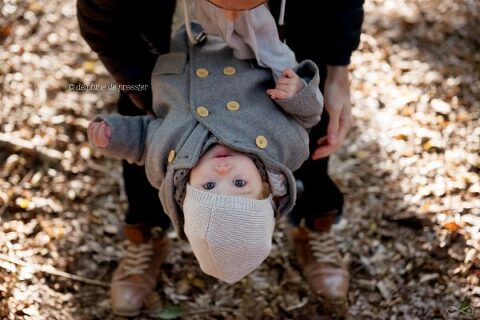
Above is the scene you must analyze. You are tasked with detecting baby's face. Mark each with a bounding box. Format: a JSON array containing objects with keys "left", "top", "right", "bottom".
[
  {"left": 190, "top": 144, "right": 263, "bottom": 199},
  {"left": 207, "top": 0, "right": 266, "bottom": 11},
  {"left": 207, "top": 0, "right": 267, "bottom": 21}
]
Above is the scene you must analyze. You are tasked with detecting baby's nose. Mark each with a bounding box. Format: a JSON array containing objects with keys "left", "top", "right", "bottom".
[{"left": 214, "top": 162, "right": 231, "bottom": 174}]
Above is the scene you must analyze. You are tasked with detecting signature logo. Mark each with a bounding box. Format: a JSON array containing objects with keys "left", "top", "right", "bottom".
[{"left": 444, "top": 304, "right": 480, "bottom": 319}]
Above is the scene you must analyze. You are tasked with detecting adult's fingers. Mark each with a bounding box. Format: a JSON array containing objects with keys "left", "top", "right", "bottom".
[
  {"left": 326, "top": 102, "right": 341, "bottom": 145},
  {"left": 311, "top": 142, "right": 337, "bottom": 160},
  {"left": 311, "top": 106, "right": 353, "bottom": 160},
  {"left": 311, "top": 136, "right": 329, "bottom": 160},
  {"left": 337, "top": 103, "right": 353, "bottom": 143},
  {"left": 312, "top": 133, "right": 343, "bottom": 159}
]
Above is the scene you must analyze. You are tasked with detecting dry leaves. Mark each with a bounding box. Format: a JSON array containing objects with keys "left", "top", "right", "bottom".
[{"left": 1, "top": 0, "right": 479, "bottom": 319}]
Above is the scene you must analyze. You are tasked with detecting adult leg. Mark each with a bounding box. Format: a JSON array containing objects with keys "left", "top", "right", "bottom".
[
  {"left": 111, "top": 93, "right": 172, "bottom": 317},
  {"left": 269, "top": 1, "right": 349, "bottom": 315},
  {"left": 269, "top": 1, "right": 345, "bottom": 226},
  {"left": 290, "top": 81, "right": 350, "bottom": 317},
  {"left": 109, "top": 1, "right": 176, "bottom": 314},
  {"left": 117, "top": 92, "right": 171, "bottom": 231},
  {"left": 290, "top": 69, "right": 349, "bottom": 316},
  {"left": 289, "top": 87, "right": 345, "bottom": 230}
]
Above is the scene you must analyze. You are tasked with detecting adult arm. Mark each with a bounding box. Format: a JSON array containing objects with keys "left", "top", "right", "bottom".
[
  {"left": 312, "top": 65, "right": 353, "bottom": 160},
  {"left": 312, "top": 0, "right": 364, "bottom": 159},
  {"left": 76, "top": 0, "right": 174, "bottom": 111}
]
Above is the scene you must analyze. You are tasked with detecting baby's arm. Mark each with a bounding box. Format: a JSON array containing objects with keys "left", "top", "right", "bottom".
[
  {"left": 88, "top": 115, "right": 160, "bottom": 165},
  {"left": 266, "top": 69, "right": 305, "bottom": 100},
  {"left": 270, "top": 60, "right": 324, "bottom": 129},
  {"left": 88, "top": 121, "right": 111, "bottom": 148}
]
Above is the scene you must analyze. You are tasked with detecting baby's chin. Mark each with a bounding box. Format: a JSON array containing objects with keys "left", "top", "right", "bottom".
[{"left": 203, "top": 144, "right": 237, "bottom": 159}]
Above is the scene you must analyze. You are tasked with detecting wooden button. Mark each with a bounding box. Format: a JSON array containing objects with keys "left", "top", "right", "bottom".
[
  {"left": 196, "top": 106, "right": 209, "bottom": 117},
  {"left": 255, "top": 135, "right": 268, "bottom": 149},
  {"left": 195, "top": 68, "right": 209, "bottom": 78},
  {"left": 226, "top": 101, "right": 240, "bottom": 111},
  {"left": 168, "top": 150, "right": 176, "bottom": 163},
  {"left": 223, "top": 66, "right": 236, "bottom": 76}
]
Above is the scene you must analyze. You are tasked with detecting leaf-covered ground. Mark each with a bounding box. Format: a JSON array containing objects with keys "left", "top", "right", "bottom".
[{"left": 0, "top": 0, "right": 479, "bottom": 319}]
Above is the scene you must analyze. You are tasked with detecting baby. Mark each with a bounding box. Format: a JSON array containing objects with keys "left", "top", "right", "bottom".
[{"left": 88, "top": 22, "right": 323, "bottom": 284}]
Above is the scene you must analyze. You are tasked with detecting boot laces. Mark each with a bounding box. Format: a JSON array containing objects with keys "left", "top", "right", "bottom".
[
  {"left": 122, "top": 240, "right": 154, "bottom": 276},
  {"left": 308, "top": 230, "right": 341, "bottom": 266}
]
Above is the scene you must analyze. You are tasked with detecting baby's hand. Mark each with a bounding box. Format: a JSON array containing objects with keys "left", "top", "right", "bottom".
[
  {"left": 267, "top": 69, "right": 305, "bottom": 100},
  {"left": 88, "top": 121, "right": 111, "bottom": 148}
]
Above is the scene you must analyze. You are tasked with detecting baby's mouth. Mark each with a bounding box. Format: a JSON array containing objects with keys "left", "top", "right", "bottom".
[{"left": 209, "top": 144, "right": 234, "bottom": 159}]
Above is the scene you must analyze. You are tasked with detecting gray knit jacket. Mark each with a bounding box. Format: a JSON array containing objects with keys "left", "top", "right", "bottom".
[{"left": 93, "top": 23, "right": 323, "bottom": 239}]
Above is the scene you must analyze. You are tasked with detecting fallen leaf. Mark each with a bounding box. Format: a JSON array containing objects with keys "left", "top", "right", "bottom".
[
  {"left": 442, "top": 221, "right": 461, "bottom": 232},
  {"left": 154, "top": 306, "right": 183, "bottom": 319}
]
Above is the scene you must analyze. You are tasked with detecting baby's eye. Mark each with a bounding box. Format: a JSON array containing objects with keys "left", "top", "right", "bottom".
[
  {"left": 233, "top": 179, "right": 247, "bottom": 188},
  {"left": 203, "top": 182, "right": 216, "bottom": 190}
]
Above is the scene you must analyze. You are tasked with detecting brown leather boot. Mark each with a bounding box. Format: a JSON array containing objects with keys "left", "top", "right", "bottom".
[
  {"left": 110, "top": 224, "right": 169, "bottom": 316},
  {"left": 290, "top": 223, "right": 349, "bottom": 316}
]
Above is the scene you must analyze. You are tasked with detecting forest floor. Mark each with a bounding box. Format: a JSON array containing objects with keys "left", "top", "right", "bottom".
[{"left": 0, "top": 0, "right": 479, "bottom": 319}]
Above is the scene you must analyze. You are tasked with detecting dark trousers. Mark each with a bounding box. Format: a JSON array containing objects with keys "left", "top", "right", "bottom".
[
  {"left": 115, "top": 0, "right": 175, "bottom": 230},
  {"left": 118, "top": 92, "right": 171, "bottom": 230},
  {"left": 289, "top": 65, "right": 344, "bottom": 230},
  {"left": 270, "top": 0, "right": 345, "bottom": 229}
]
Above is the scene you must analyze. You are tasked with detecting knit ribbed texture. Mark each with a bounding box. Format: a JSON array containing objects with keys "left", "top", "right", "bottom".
[{"left": 183, "top": 184, "right": 275, "bottom": 284}]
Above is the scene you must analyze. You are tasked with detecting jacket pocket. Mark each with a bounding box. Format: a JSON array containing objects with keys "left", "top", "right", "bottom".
[{"left": 152, "top": 52, "right": 187, "bottom": 75}]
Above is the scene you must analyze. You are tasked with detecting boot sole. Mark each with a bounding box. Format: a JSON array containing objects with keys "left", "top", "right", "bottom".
[{"left": 112, "top": 308, "right": 141, "bottom": 317}]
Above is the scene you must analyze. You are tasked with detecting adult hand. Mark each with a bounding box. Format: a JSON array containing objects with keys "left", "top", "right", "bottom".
[{"left": 311, "top": 65, "right": 353, "bottom": 160}]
